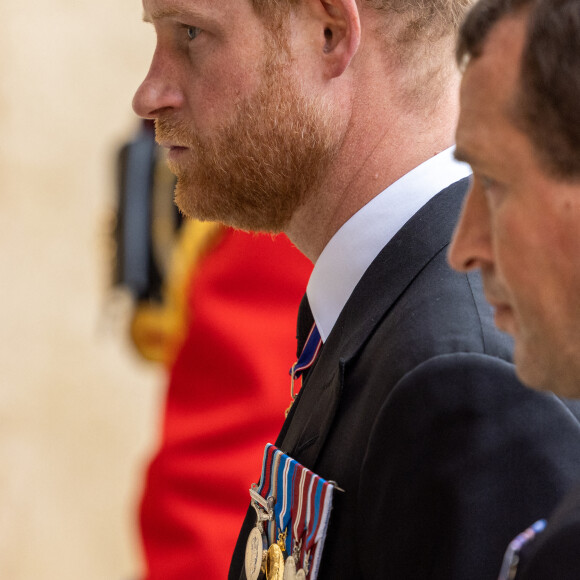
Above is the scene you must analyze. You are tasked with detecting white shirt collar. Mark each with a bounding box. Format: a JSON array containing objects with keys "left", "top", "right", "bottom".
[{"left": 306, "top": 146, "right": 471, "bottom": 342}]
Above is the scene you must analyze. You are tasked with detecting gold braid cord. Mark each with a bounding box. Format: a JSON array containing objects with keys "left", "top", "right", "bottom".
[{"left": 130, "top": 218, "right": 223, "bottom": 366}]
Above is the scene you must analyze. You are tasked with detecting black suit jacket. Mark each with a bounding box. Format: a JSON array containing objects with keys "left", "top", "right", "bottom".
[
  {"left": 229, "top": 179, "right": 580, "bottom": 579},
  {"left": 515, "top": 485, "right": 580, "bottom": 580}
]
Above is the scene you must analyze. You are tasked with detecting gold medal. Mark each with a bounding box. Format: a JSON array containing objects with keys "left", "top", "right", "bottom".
[
  {"left": 245, "top": 526, "right": 267, "bottom": 580},
  {"left": 265, "top": 543, "right": 285, "bottom": 580}
]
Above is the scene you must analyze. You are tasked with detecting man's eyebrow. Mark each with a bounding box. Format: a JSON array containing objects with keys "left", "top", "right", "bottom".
[{"left": 142, "top": 7, "right": 190, "bottom": 23}]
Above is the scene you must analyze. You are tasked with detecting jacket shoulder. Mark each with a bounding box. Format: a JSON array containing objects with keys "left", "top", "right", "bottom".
[{"left": 356, "top": 353, "right": 580, "bottom": 580}]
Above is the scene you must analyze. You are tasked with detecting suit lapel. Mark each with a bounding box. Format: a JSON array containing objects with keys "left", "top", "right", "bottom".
[
  {"left": 339, "top": 177, "right": 470, "bottom": 360},
  {"left": 278, "top": 178, "right": 470, "bottom": 469}
]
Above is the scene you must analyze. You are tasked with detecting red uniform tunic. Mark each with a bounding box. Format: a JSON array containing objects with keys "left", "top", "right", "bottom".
[{"left": 139, "top": 229, "right": 311, "bottom": 579}]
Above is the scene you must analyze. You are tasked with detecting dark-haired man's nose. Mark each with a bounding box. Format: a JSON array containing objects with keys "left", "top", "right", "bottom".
[{"left": 448, "top": 183, "right": 494, "bottom": 273}]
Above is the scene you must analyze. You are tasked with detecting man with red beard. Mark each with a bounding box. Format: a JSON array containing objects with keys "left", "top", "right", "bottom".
[{"left": 133, "top": 1, "right": 580, "bottom": 578}]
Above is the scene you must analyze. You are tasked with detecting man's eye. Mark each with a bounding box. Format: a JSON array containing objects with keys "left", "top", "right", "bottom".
[
  {"left": 186, "top": 26, "right": 201, "bottom": 40},
  {"left": 477, "top": 174, "right": 508, "bottom": 206}
]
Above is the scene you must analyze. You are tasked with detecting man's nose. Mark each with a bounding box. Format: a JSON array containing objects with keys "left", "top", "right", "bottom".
[
  {"left": 448, "top": 183, "right": 494, "bottom": 273},
  {"left": 132, "top": 52, "right": 183, "bottom": 119}
]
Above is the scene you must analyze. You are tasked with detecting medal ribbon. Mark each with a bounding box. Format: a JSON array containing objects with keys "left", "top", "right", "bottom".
[
  {"left": 283, "top": 461, "right": 299, "bottom": 555},
  {"left": 268, "top": 449, "right": 283, "bottom": 545},
  {"left": 292, "top": 466, "right": 310, "bottom": 561},
  {"left": 253, "top": 444, "right": 277, "bottom": 537},
  {"left": 256, "top": 443, "right": 276, "bottom": 498},
  {"left": 251, "top": 445, "right": 336, "bottom": 580},
  {"left": 277, "top": 453, "right": 295, "bottom": 550},
  {"left": 497, "top": 519, "right": 547, "bottom": 580},
  {"left": 300, "top": 471, "right": 317, "bottom": 572},
  {"left": 309, "top": 481, "right": 334, "bottom": 580},
  {"left": 315, "top": 482, "right": 334, "bottom": 545},
  {"left": 286, "top": 324, "right": 322, "bottom": 416},
  {"left": 304, "top": 478, "right": 324, "bottom": 553},
  {"left": 299, "top": 474, "right": 335, "bottom": 578},
  {"left": 290, "top": 324, "right": 322, "bottom": 381}
]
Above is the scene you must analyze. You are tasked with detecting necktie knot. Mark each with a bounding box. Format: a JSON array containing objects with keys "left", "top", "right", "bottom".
[{"left": 296, "top": 294, "right": 315, "bottom": 356}]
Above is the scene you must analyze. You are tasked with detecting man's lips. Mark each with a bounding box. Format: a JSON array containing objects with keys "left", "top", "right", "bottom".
[
  {"left": 160, "top": 144, "right": 189, "bottom": 162},
  {"left": 489, "top": 300, "right": 513, "bottom": 332},
  {"left": 485, "top": 294, "right": 508, "bottom": 310},
  {"left": 482, "top": 282, "right": 513, "bottom": 332},
  {"left": 484, "top": 290, "right": 509, "bottom": 311},
  {"left": 159, "top": 142, "right": 187, "bottom": 149}
]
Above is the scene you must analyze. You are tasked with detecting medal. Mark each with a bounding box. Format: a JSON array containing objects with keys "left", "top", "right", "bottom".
[
  {"left": 248, "top": 445, "right": 336, "bottom": 580},
  {"left": 245, "top": 526, "right": 268, "bottom": 580},
  {"left": 266, "top": 543, "right": 285, "bottom": 580},
  {"left": 282, "top": 555, "right": 305, "bottom": 580},
  {"left": 246, "top": 484, "right": 274, "bottom": 580},
  {"left": 283, "top": 555, "right": 297, "bottom": 580}
]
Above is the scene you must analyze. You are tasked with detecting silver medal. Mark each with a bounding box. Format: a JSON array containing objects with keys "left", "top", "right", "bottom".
[
  {"left": 282, "top": 555, "right": 297, "bottom": 580},
  {"left": 245, "top": 488, "right": 274, "bottom": 580},
  {"left": 245, "top": 526, "right": 267, "bottom": 580}
]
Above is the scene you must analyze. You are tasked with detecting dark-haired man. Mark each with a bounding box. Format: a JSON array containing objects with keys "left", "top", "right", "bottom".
[
  {"left": 449, "top": 0, "right": 580, "bottom": 578},
  {"left": 133, "top": 0, "right": 580, "bottom": 578}
]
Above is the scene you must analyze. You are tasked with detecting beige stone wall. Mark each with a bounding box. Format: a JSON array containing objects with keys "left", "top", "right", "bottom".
[{"left": 0, "top": 1, "right": 165, "bottom": 578}]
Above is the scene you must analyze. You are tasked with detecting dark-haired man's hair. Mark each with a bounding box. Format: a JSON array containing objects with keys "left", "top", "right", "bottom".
[{"left": 458, "top": 0, "right": 580, "bottom": 180}]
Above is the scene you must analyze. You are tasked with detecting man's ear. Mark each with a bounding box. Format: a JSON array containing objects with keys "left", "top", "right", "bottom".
[{"left": 308, "top": 0, "right": 361, "bottom": 79}]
